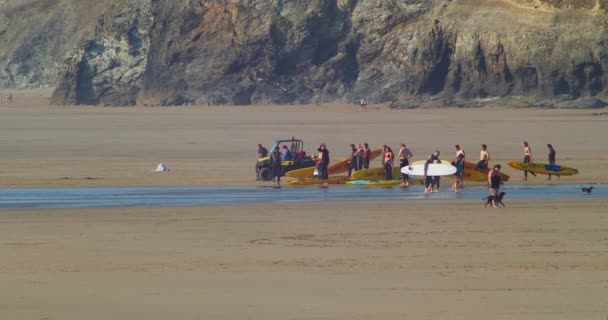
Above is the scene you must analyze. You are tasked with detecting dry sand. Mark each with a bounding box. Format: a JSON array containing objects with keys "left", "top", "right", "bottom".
[{"left": 0, "top": 90, "right": 607, "bottom": 319}]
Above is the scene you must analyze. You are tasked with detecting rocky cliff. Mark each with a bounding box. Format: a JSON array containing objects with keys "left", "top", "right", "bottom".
[{"left": 2, "top": 0, "right": 608, "bottom": 107}]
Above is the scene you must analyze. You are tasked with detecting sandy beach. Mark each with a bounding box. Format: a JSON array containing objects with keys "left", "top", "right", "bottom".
[{"left": 0, "top": 90, "right": 607, "bottom": 319}]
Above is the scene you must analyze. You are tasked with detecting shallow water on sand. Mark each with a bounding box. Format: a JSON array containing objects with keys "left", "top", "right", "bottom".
[{"left": 0, "top": 184, "right": 604, "bottom": 209}]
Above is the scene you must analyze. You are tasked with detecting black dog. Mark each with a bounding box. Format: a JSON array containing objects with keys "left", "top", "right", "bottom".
[
  {"left": 483, "top": 191, "right": 506, "bottom": 207},
  {"left": 581, "top": 186, "right": 595, "bottom": 194}
]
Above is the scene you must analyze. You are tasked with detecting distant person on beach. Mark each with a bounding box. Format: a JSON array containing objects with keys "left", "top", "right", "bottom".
[
  {"left": 357, "top": 144, "right": 365, "bottom": 170},
  {"left": 522, "top": 141, "right": 536, "bottom": 180},
  {"left": 547, "top": 144, "right": 557, "bottom": 180},
  {"left": 398, "top": 143, "right": 413, "bottom": 187},
  {"left": 360, "top": 97, "right": 368, "bottom": 111},
  {"left": 430, "top": 150, "right": 441, "bottom": 192},
  {"left": 454, "top": 145, "right": 465, "bottom": 187},
  {"left": 348, "top": 144, "right": 358, "bottom": 177},
  {"left": 424, "top": 155, "right": 434, "bottom": 193},
  {"left": 270, "top": 146, "right": 283, "bottom": 185},
  {"left": 488, "top": 164, "right": 503, "bottom": 208},
  {"left": 5, "top": 93, "right": 12, "bottom": 105},
  {"left": 383, "top": 145, "right": 394, "bottom": 180},
  {"left": 257, "top": 144, "right": 268, "bottom": 158},
  {"left": 477, "top": 144, "right": 491, "bottom": 169},
  {"left": 317, "top": 143, "right": 330, "bottom": 180},
  {"left": 452, "top": 153, "right": 465, "bottom": 192},
  {"left": 362, "top": 143, "right": 371, "bottom": 169}
]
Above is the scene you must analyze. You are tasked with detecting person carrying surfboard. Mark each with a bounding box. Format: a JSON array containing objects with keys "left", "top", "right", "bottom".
[
  {"left": 317, "top": 144, "right": 330, "bottom": 180},
  {"left": 522, "top": 141, "right": 536, "bottom": 180},
  {"left": 547, "top": 144, "right": 557, "bottom": 180},
  {"left": 424, "top": 155, "right": 434, "bottom": 193},
  {"left": 477, "top": 144, "right": 491, "bottom": 169},
  {"left": 451, "top": 153, "right": 465, "bottom": 192},
  {"left": 431, "top": 150, "right": 441, "bottom": 192},
  {"left": 348, "top": 144, "right": 358, "bottom": 177},
  {"left": 454, "top": 145, "right": 466, "bottom": 188},
  {"left": 398, "top": 144, "right": 413, "bottom": 187},
  {"left": 362, "top": 143, "right": 371, "bottom": 169}
]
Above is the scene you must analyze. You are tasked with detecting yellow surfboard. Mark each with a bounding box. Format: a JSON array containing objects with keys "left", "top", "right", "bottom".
[
  {"left": 284, "top": 177, "right": 350, "bottom": 185},
  {"left": 507, "top": 162, "right": 578, "bottom": 176},
  {"left": 462, "top": 162, "right": 510, "bottom": 182},
  {"left": 351, "top": 166, "right": 402, "bottom": 180}
]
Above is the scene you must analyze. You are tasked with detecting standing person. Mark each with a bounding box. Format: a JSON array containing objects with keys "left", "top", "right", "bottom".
[
  {"left": 270, "top": 146, "right": 283, "bottom": 186},
  {"left": 362, "top": 143, "right": 371, "bottom": 169},
  {"left": 348, "top": 144, "right": 358, "bottom": 177},
  {"left": 451, "top": 153, "right": 465, "bottom": 192},
  {"left": 477, "top": 144, "right": 491, "bottom": 169},
  {"left": 257, "top": 144, "right": 268, "bottom": 158},
  {"left": 383, "top": 145, "right": 394, "bottom": 180},
  {"left": 360, "top": 97, "right": 368, "bottom": 111},
  {"left": 424, "top": 155, "right": 434, "bottom": 193},
  {"left": 547, "top": 144, "right": 557, "bottom": 180},
  {"left": 398, "top": 143, "right": 413, "bottom": 187},
  {"left": 522, "top": 141, "right": 536, "bottom": 180},
  {"left": 455, "top": 144, "right": 465, "bottom": 160},
  {"left": 430, "top": 150, "right": 441, "bottom": 192},
  {"left": 454, "top": 145, "right": 465, "bottom": 188},
  {"left": 357, "top": 144, "right": 365, "bottom": 170},
  {"left": 488, "top": 164, "right": 503, "bottom": 208},
  {"left": 318, "top": 143, "right": 330, "bottom": 180},
  {"left": 6, "top": 93, "right": 12, "bottom": 105}
]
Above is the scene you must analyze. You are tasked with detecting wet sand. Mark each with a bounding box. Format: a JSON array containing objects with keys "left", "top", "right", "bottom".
[
  {"left": 0, "top": 90, "right": 607, "bottom": 319},
  {"left": 1, "top": 200, "right": 607, "bottom": 319}
]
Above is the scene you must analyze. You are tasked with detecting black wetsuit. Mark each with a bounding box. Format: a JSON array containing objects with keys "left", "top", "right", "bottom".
[
  {"left": 319, "top": 149, "right": 330, "bottom": 180},
  {"left": 348, "top": 148, "right": 358, "bottom": 177},
  {"left": 490, "top": 172, "right": 501, "bottom": 190},
  {"left": 270, "top": 150, "right": 283, "bottom": 184},
  {"left": 424, "top": 159, "right": 434, "bottom": 189},
  {"left": 430, "top": 155, "right": 441, "bottom": 189}
]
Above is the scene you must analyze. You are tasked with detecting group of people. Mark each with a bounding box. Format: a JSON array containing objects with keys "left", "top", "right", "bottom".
[
  {"left": 257, "top": 140, "right": 560, "bottom": 195},
  {"left": 347, "top": 143, "right": 373, "bottom": 177}
]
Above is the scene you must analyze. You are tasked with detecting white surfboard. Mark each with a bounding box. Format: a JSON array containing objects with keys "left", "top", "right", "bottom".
[{"left": 400, "top": 163, "right": 457, "bottom": 176}]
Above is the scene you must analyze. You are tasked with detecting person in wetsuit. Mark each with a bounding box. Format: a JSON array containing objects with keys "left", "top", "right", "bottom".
[
  {"left": 398, "top": 144, "right": 413, "bottom": 187},
  {"left": 362, "top": 143, "right": 371, "bottom": 169},
  {"left": 318, "top": 144, "right": 330, "bottom": 180},
  {"left": 547, "top": 144, "right": 557, "bottom": 180},
  {"left": 424, "top": 155, "right": 434, "bottom": 193},
  {"left": 348, "top": 144, "right": 358, "bottom": 177},
  {"left": 452, "top": 153, "right": 465, "bottom": 192},
  {"left": 270, "top": 146, "right": 283, "bottom": 185},
  {"left": 488, "top": 164, "right": 503, "bottom": 208},
  {"left": 430, "top": 150, "right": 441, "bottom": 192}
]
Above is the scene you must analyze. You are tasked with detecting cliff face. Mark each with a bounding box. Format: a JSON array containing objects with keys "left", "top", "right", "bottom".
[
  {"left": 0, "top": 0, "right": 114, "bottom": 88},
  {"left": 3, "top": 0, "right": 608, "bottom": 107}
]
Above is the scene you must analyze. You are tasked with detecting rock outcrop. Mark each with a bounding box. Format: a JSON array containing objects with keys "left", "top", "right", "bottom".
[
  {"left": 2, "top": 0, "right": 608, "bottom": 107},
  {"left": 0, "top": 0, "right": 114, "bottom": 88}
]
